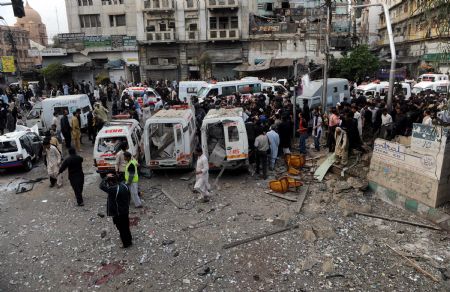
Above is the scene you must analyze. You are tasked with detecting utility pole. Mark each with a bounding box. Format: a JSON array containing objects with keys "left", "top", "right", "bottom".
[{"left": 321, "top": 0, "right": 332, "bottom": 111}]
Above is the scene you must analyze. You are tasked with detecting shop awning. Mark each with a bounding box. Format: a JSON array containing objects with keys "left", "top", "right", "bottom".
[
  {"left": 270, "top": 58, "right": 305, "bottom": 68},
  {"left": 62, "top": 62, "right": 88, "bottom": 68},
  {"left": 395, "top": 56, "right": 420, "bottom": 64},
  {"left": 233, "top": 60, "right": 271, "bottom": 72}
]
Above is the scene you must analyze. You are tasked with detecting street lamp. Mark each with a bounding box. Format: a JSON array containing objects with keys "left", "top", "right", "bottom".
[{"left": 352, "top": 3, "right": 396, "bottom": 110}]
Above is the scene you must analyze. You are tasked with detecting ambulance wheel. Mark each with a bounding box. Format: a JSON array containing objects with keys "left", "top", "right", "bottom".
[{"left": 23, "top": 158, "right": 33, "bottom": 172}]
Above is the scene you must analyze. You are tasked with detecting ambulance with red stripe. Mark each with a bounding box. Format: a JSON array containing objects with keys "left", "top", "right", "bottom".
[
  {"left": 93, "top": 119, "right": 143, "bottom": 177},
  {"left": 144, "top": 105, "right": 197, "bottom": 169},
  {"left": 121, "top": 87, "right": 160, "bottom": 109}
]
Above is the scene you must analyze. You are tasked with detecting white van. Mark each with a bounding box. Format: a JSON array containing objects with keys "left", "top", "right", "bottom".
[
  {"left": 26, "top": 94, "right": 92, "bottom": 131},
  {"left": 418, "top": 73, "right": 449, "bottom": 83},
  {"left": 297, "top": 78, "right": 350, "bottom": 110},
  {"left": 178, "top": 81, "right": 208, "bottom": 104},
  {"left": 262, "top": 82, "right": 289, "bottom": 96},
  {"left": 201, "top": 107, "right": 249, "bottom": 169},
  {"left": 93, "top": 119, "right": 143, "bottom": 176},
  {"left": 355, "top": 81, "right": 390, "bottom": 97},
  {"left": 144, "top": 105, "right": 197, "bottom": 169},
  {"left": 412, "top": 81, "right": 450, "bottom": 95},
  {"left": 121, "top": 87, "right": 161, "bottom": 109},
  {"left": 197, "top": 80, "right": 263, "bottom": 101}
]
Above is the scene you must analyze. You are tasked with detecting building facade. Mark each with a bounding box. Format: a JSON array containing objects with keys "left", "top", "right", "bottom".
[
  {"left": 377, "top": 0, "right": 450, "bottom": 75},
  {"left": 0, "top": 25, "right": 34, "bottom": 72},
  {"left": 14, "top": 2, "right": 48, "bottom": 46},
  {"left": 136, "top": 0, "right": 353, "bottom": 81},
  {"left": 61, "top": 0, "right": 140, "bottom": 84}
]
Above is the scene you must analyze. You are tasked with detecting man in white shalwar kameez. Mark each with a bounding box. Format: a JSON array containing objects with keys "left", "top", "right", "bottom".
[
  {"left": 266, "top": 126, "right": 280, "bottom": 171},
  {"left": 44, "top": 140, "right": 62, "bottom": 188},
  {"left": 194, "top": 147, "right": 210, "bottom": 202}
]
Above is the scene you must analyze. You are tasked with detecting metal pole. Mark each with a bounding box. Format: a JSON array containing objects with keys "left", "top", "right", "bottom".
[
  {"left": 352, "top": 3, "right": 396, "bottom": 110},
  {"left": 321, "top": 3, "right": 331, "bottom": 111}
]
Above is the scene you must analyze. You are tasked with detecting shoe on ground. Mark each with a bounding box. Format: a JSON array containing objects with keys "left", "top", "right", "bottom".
[
  {"left": 135, "top": 205, "right": 143, "bottom": 209},
  {"left": 78, "top": 202, "right": 85, "bottom": 207},
  {"left": 121, "top": 243, "right": 133, "bottom": 248}
]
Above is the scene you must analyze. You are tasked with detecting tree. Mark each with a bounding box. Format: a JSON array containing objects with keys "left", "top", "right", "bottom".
[
  {"left": 40, "top": 62, "right": 70, "bottom": 83},
  {"left": 330, "top": 45, "right": 379, "bottom": 81}
]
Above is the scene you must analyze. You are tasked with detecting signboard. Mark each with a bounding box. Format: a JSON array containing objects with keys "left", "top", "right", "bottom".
[
  {"left": 1, "top": 56, "right": 16, "bottom": 73},
  {"left": 84, "top": 35, "right": 112, "bottom": 48},
  {"left": 123, "top": 36, "right": 137, "bottom": 47},
  {"left": 58, "top": 33, "right": 85, "bottom": 43},
  {"left": 111, "top": 35, "right": 124, "bottom": 49},
  {"left": 28, "top": 48, "right": 67, "bottom": 57}
]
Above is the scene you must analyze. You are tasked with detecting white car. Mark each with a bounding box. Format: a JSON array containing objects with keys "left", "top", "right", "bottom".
[{"left": 0, "top": 127, "right": 43, "bottom": 171}]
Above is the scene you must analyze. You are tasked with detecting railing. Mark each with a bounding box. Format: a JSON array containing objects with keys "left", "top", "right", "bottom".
[
  {"left": 146, "top": 31, "right": 176, "bottom": 42},
  {"left": 143, "top": 0, "right": 174, "bottom": 10},
  {"left": 207, "top": 0, "right": 238, "bottom": 9},
  {"left": 208, "top": 29, "right": 239, "bottom": 40}
]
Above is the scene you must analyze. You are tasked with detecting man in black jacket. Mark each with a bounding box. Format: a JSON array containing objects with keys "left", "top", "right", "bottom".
[
  {"left": 59, "top": 148, "right": 84, "bottom": 206},
  {"left": 100, "top": 174, "right": 132, "bottom": 248},
  {"left": 60, "top": 109, "right": 72, "bottom": 149}
]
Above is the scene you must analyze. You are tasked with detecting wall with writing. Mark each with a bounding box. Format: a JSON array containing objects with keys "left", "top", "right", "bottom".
[{"left": 368, "top": 124, "right": 450, "bottom": 208}]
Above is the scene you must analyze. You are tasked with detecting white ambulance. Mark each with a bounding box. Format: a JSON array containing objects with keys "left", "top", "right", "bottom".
[
  {"left": 144, "top": 105, "right": 197, "bottom": 169},
  {"left": 93, "top": 119, "right": 143, "bottom": 176},
  {"left": 201, "top": 107, "right": 249, "bottom": 169}
]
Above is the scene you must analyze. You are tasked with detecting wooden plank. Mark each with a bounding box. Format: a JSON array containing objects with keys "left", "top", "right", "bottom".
[
  {"left": 265, "top": 191, "right": 297, "bottom": 202},
  {"left": 387, "top": 244, "right": 440, "bottom": 283},
  {"left": 314, "top": 153, "right": 336, "bottom": 182},
  {"left": 223, "top": 224, "right": 299, "bottom": 249},
  {"left": 161, "top": 188, "right": 183, "bottom": 209},
  {"left": 355, "top": 212, "right": 442, "bottom": 231}
]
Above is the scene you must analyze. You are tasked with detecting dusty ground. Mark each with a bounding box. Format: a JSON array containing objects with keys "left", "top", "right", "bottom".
[{"left": 1, "top": 142, "right": 450, "bottom": 292}]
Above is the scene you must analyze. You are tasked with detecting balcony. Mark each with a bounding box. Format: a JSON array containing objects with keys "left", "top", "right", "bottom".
[
  {"left": 143, "top": 0, "right": 174, "bottom": 12},
  {"left": 146, "top": 31, "right": 176, "bottom": 42},
  {"left": 207, "top": 0, "right": 239, "bottom": 10},
  {"left": 186, "top": 31, "right": 199, "bottom": 41},
  {"left": 208, "top": 29, "right": 239, "bottom": 40}
]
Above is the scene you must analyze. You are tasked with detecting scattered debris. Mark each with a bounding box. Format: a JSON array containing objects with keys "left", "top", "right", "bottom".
[
  {"left": 161, "top": 188, "right": 184, "bottom": 209},
  {"left": 162, "top": 239, "right": 175, "bottom": 246},
  {"left": 314, "top": 154, "right": 336, "bottom": 181}
]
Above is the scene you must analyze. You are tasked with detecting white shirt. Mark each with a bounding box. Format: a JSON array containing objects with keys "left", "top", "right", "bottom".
[
  {"left": 52, "top": 116, "right": 61, "bottom": 131},
  {"left": 422, "top": 115, "right": 432, "bottom": 126},
  {"left": 381, "top": 113, "right": 393, "bottom": 126}
]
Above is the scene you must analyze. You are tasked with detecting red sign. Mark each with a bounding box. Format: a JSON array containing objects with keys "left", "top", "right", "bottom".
[{"left": 104, "top": 129, "right": 124, "bottom": 134}]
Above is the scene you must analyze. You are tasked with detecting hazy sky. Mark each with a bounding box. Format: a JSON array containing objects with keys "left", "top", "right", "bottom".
[{"left": 1, "top": 0, "right": 68, "bottom": 40}]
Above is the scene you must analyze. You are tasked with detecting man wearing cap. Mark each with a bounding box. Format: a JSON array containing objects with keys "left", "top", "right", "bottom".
[{"left": 100, "top": 174, "right": 132, "bottom": 248}]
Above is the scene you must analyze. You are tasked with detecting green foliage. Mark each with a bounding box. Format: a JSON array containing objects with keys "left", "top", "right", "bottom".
[
  {"left": 40, "top": 62, "right": 70, "bottom": 82},
  {"left": 329, "top": 45, "right": 379, "bottom": 81}
]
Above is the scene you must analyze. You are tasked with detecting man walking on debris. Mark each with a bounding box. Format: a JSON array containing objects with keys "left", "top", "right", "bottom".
[
  {"left": 254, "top": 128, "right": 270, "bottom": 180},
  {"left": 60, "top": 109, "right": 72, "bottom": 149},
  {"left": 100, "top": 174, "right": 132, "bottom": 248},
  {"left": 115, "top": 142, "right": 128, "bottom": 182},
  {"left": 334, "top": 127, "right": 349, "bottom": 166},
  {"left": 43, "top": 139, "right": 62, "bottom": 188},
  {"left": 59, "top": 148, "right": 85, "bottom": 206},
  {"left": 124, "top": 152, "right": 143, "bottom": 208},
  {"left": 266, "top": 126, "right": 279, "bottom": 171},
  {"left": 194, "top": 147, "right": 210, "bottom": 203}
]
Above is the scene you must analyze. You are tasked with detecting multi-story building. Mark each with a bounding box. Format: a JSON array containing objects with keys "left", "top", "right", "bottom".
[
  {"left": 354, "top": 0, "right": 382, "bottom": 46},
  {"left": 14, "top": 2, "right": 48, "bottom": 47},
  {"left": 0, "top": 25, "right": 34, "bottom": 72},
  {"left": 61, "top": 0, "right": 140, "bottom": 83},
  {"left": 136, "top": 0, "right": 253, "bottom": 81},
  {"left": 377, "top": 0, "right": 450, "bottom": 75},
  {"left": 136, "top": 0, "right": 353, "bottom": 81}
]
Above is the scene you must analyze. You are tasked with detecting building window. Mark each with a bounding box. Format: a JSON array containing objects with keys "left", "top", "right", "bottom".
[
  {"left": 109, "top": 14, "right": 126, "bottom": 27},
  {"left": 188, "top": 23, "right": 198, "bottom": 31},
  {"left": 79, "top": 14, "right": 101, "bottom": 28},
  {"left": 219, "top": 17, "right": 229, "bottom": 29},
  {"left": 152, "top": 0, "right": 160, "bottom": 8},
  {"left": 159, "top": 23, "right": 167, "bottom": 31},
  {"left": 230, "top": 16, "right": 238, "bottom": 29},
  {"left": 186, "top": 0, "right": 194, "bottom": 8},
  {"left": 149, "top": 58, "right": 158, "bottom": 65},
  {"left": 168, "top": 57, "right": 177, "bottom": 64},
  {"left": 209, "top": 17, "right": 217, "bottom": 29},
  {"left": 78, "top": 0, "right": 93, "bottom": 6}
]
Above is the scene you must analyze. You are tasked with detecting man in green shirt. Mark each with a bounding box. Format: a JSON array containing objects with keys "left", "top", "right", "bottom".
[{"left": 124, "top": 151, "right": 143, "bottom": 208}]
